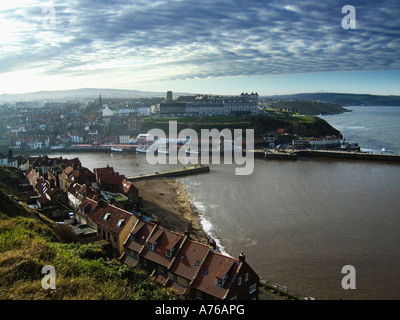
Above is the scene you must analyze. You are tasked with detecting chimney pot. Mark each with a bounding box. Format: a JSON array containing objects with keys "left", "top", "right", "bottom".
[
  {"left": 209, "top": 239, "right": 217, "bottom": 250},
  {"left": 184, "top": 227, "right": 190, "bottom": 237}
]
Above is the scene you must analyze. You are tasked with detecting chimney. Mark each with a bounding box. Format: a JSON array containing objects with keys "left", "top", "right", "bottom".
[
  {"left": 184, "top": 227, "right": 190, "bottom": 238},
  {"left": 239, "top": 252, "right": 245, "bottom": 263},
  {"left": 97, "top": 199, "right": 108, "bottom": 208},
  {"left": 209, "top": 239, "right": 217, "bottom": 250}
]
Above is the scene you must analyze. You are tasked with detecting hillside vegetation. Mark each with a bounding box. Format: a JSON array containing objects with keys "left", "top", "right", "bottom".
[
  {"left": 0, "top": 166, "right": 180, "bottom": 300},
  {"left": 268, "top": 100, "right": 350, "bottom": 115},
  {"left": 142, "top": 115, "right": 340, "bottom": 137}
]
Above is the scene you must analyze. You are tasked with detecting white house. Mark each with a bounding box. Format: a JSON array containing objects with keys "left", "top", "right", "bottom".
[
  {"left": 102, "top": 105, "right": 114, "bottom": 117},
  {"left": 138, "top": 106, "right": 151, "bottom": 116},
  {"left": 69, "top": 132, "right": 83, "bottom": 143}
]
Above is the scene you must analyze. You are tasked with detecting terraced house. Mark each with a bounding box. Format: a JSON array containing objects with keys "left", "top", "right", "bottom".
[
  {"left": 77, "top": 199, "right": 138, "bottom": 255},
  {"left": 120, "top": 219, "right": 259, "bottom": 300}
]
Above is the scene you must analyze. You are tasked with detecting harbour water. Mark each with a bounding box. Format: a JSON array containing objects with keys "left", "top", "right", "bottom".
[
  {"left": 320, "top": 106, "right": 400, "bottom": 154},
  {"left": 49, "top": 106, "right": 400, "bottom": 300}
]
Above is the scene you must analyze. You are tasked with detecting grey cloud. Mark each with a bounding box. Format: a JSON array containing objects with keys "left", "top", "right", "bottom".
[{"left": 1, "top": 0, "right": 399, "bottom": 81}]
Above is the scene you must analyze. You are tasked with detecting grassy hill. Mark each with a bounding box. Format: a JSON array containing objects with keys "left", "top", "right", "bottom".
[
  {"left": 141, "top": 115, "right": 341, "bottom": 138},
  {"left": 268, "top": 100, "right": 350, "bottom": 115},
  {"left": 0, "top": 166, "right": 180, "bottom": 300}
]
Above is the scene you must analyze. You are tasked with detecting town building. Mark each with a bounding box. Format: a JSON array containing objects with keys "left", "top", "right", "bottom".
[
  {"left": 77, "top": 199, "right": 138, "bottom": 255},
  {"left": 19, "top": 155, "right": 260, "bottom": 299},
  {"left": 159, "top": 93, "right": 260, "bottom": 117},
  {"left": 120, "top": 219, "right": 259, "bottom": 300}
]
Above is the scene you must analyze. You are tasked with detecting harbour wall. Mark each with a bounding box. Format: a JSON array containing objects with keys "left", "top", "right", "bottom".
[
  {"left": 127, "top": 164, "right": 210, "bottom": 182},
  {"left": 297, "top": 150, "right": 400, "bottom": 162}
]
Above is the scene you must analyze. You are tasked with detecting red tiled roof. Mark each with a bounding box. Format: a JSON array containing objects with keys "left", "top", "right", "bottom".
[
  {"left": 99, "top": 174, "right": 125, "bottom": 186},
  {"left": 95, "top": 204, "right": 135, "bottom": 234},
  {"left": 122, "top": 180, "right": 137, "bottom": 193},
  {"left": 125, "top": 221, "right": 156, "bottom": 253},
  {"left": 153, "top": 272, "right": 169, "bottom": 286},
  {"left": 94, "top": 167, "right": 116, "bottom": 178},
  {"left": 169, "top": 239, "right": 210, "bottom": 281},
  {"left": 77, "top": 198, "right": 99, "bottom": 218},
  {"left": 36, "top": 196, "right": 51, "bottom": 205},
  {"left": 27, "top": 190, "right": 39, "bottom": 198},
  {"left": 192, "top": 251, "right": 239, "bottom": 299},
  {"left": 120, "top": 253, "right": 138, "bottom": 268},
  {"left": 141, "top": 226, "right": 184, "bottom": 267}
]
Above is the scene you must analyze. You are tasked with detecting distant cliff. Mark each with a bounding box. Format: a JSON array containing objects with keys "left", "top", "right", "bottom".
[{"left": 272, "top": 93, "right": 400, "bottom": 107}]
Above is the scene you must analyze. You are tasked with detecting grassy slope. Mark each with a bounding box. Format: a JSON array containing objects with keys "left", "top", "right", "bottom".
[
  {"left": 268, "top": 100, "right": 349, "bottom": 115},
  {"left": 0, "top": 166, "right": 180, "bottom": 300},
  {"left": 141, "top": 115, "right": 340, "bottom": 138}
]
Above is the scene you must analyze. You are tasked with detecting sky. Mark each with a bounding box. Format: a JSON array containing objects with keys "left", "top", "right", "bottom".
[{"left": 0, "top": 0, "right": 399, "bottom": 96}]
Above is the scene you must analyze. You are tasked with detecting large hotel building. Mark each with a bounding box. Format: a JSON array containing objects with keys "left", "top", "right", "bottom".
[{"left": 159, "top": 92, "right": 260, "bottom": 117}]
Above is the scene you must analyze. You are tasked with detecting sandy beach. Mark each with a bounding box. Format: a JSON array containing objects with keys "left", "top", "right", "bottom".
[{"left": 133, "top": 178, "right": 209, "bottom": 244}]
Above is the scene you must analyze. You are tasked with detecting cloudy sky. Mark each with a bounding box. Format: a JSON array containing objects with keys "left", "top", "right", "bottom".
[{"left": 0, "top": 0, "right": 399, "bottom": 95}]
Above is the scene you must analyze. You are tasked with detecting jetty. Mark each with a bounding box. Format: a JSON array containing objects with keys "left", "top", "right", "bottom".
[
  {"left": 297, "top": 149, "right": 400, "bottom": 162},
  {"left": 264, "top": 149, "right": 298, "bottom": 160},
  {"left": 126, "top": 164, "right": 210, "bottom": 182},
  {"left": 255, "top": 148, "right": 400, "bottom": 163}
]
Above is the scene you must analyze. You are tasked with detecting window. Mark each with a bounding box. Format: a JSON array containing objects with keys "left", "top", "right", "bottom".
[
  {"left": 149, "top": 242, "right": 155, "bottom": 251},
  {"left": 117, "top": 219, "right": 124, "bottom": 227},
  {"left": 103, "top": 213, "right": 110, "bottom": 220},
  {"left": 166, "top": 248, "right": 175, "bottom": 258},
  {"left": 245, "top": 273, "right": 249, "bottom": 282},
  {"left": 158, "top": 265, "right": 166, "bottom": 275},
  {"left": 238, "top": 277, "right": 242, "bottom": 286},
  {"left": 196, "top": 291, "right": 203, "bottom": 300},
  {"left": 194, "top": 260, "right": 199, "bottom": 267},
  {"left": 249, "top": 284, "right": 257, "bottom": 294},
  {"left": 216, "top": 278, "right": 223, "bottom": 288}
]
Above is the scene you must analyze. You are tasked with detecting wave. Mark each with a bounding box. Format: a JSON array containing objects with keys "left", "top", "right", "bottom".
[{"left": 192, "top": 200, "right": 232, "bottom": 257}]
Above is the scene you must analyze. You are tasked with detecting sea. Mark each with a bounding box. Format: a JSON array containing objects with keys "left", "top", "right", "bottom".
[{"left": 48, "top": 106, "right": 400, "bottom": 300}]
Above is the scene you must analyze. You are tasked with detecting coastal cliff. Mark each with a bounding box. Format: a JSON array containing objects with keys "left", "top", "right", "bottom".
[{"left": 142, "top": 115, "right": 341, "bottom": 138}]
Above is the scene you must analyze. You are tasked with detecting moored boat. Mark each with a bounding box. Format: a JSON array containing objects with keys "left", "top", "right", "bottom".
[{"left": 136, "top": 146, "right": 150, "bottom": 154}]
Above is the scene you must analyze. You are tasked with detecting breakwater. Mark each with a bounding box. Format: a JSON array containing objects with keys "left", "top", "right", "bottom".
[
  {"left": 126, "top": 164, "right": 210, "bottom": 182},
  {"left": 297, "top": 149, "right": 400, "bottom": 162},
  {"left": 257, "top": 148, "right": 400, "bottom": 162}
]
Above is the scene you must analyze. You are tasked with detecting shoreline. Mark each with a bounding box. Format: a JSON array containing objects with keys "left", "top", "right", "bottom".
[{"left": 133, "top": 178, "right": 210, "bottom": 244}]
